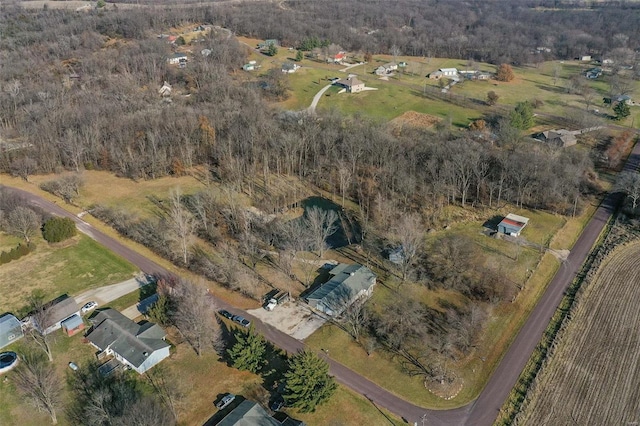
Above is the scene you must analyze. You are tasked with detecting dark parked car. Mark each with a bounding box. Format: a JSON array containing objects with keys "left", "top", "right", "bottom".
[
  {"left": 215, "top": 393, "right": 235, "bottom": 410},
  {"left": 270, "top": 394, "right": 285, "bottom": 411},
  {"left": 233, "top": 315, "right": 251, "bottom": 328},
  {"left": 219, "top": 310, "right": 234, "bottom": 320}
]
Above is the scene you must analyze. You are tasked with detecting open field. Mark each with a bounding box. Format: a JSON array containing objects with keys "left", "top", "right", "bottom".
[
  {"left": 0, "top": 233, "right": 137, "bottom": 314},
  {"left": 518, "top": 240, "right": 640, "bottom": 425}
]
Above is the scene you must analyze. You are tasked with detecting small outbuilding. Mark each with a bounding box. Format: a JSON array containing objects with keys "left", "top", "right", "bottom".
[
  {"left": 0, "top": 314, "right": 24, "bottom": 350},
  {"left": 497, "top": 214, "right": 530, "bottom": 237},
  {"left": 60, "top": 314, "right": 85, "bottom": 337},
  {"left": 33, "top": 296, "right": 81, "bottom": 335}
]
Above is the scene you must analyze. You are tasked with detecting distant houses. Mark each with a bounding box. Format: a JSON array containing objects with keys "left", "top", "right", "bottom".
[
  {"left": 257, "top": 39, "right": 279, "bottom": 50},
  {"left": 459, "top": 70, "right": 492, "bottom": 80},
  {"left": 375, "top": 62, "right": 398, "bottom": 75},
  {"left": 585, "top": 67, "right": 602, "bottom": 79},
  {"left": 428, "top": 68, "right": 458, "bottom": 79},
  {"left": 167, "top": 52, "right": 188, "bottom": 67},
  {"left": 327, "top": 51, "right": 346, "bottom": 64},
  {"left": 281, "top": 62, "right": 301, "bottom": 73},
  {"left": 242, "top": 61, "right": 259, "bottom": 71}
]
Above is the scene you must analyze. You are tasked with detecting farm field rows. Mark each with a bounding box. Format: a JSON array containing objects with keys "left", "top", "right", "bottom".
[{"left": 519, "top": 240, "right": 640, "bottom": 425}]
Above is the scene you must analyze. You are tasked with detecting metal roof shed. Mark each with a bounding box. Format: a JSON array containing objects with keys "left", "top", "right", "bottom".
[
  {"left": 497, "top": 213, "right": 530, "bottom": 236},
  {"left": 0, "top": 314, "right": 24, "bottom": 350}
]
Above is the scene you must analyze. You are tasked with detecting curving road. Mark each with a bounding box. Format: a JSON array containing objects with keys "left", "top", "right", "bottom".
[{"left": 5, "top": 138, "right": 640, "bottom": 426}]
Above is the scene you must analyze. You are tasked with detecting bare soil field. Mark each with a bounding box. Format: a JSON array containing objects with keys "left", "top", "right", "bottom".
[
  {"left": 518, "top": 240, "right": 640, "bottom": 425},
  {"left": 389, "top": 110, "right": 441, "bottom": 130}
]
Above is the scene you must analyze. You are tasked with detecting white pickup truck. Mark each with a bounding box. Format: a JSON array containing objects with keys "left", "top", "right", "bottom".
[{"left": 265, "top": 290, "right": 289, "bottom": 311}]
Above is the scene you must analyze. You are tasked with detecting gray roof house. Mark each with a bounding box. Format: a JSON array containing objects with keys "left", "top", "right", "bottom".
[
  {"left": 0, "top": 314, "right": 24, "bottom": 350},
  {"left": 334, "top": 76, "right": 365, "bottom": 93},
  {"left": 86, "top": 308, "right": 170, "bottom": 374},
  {"left": 305, "top": 264, "right": 376, "bottom": 316},
  {"left": 209, "top": 399, "right": 306, "bottom": 426},
  {"left": 33, "top": 296, "right": 81, "bottom": 335},
  {"left": 534, "top": 129, "right": 577, "bottom": 148}
]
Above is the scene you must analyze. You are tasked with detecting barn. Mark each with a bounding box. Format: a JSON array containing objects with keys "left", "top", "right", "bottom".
[{"left": 497, "top": 213, "right": 530, "bottom": 237}]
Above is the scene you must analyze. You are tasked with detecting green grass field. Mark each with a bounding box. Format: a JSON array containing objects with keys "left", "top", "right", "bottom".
[{"left": 0, "top": 233, "right": 138, "bottom": 313}]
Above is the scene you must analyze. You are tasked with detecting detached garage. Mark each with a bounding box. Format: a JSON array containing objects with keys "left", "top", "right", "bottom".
[
  {"left": 0, "top": 314, "right": 24, "bottom": 350},
  {"left": 497, "top": 213, "right": 530, "bottom": 237}
]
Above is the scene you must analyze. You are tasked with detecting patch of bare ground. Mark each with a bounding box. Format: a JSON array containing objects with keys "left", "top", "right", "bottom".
[
  {"left": 388, "top": 111, "right": 441, "bottom": 133},
  {"left": 518, "top": 239, "right": 640, "bottom": 425}
]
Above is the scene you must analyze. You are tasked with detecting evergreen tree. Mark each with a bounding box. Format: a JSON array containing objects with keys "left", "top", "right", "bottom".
[
  {"left": 267, "top": 43, "right": 278, "bottom": 57},
  {"left": 227, "top": 325, "right": 267, "bottom": 373},
  {"left": 509, "top": 101, "right": 535, "bottom": 130},
  {"left": 614, "top": 101, "right": 631, "bottom": 121},
  {"left": 42, "top": 217, "right": 76, "bottom": 243},
  {"left": 295, "top": 50, "right": 304, "bottom": 62},
  {"left": 283, "top": 350, "right": 337, "bottom": 412}
]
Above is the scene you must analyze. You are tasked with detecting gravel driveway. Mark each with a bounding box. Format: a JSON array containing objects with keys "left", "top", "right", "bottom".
[{"left": 248, "top": 301, "right": 326, "bottom": 340}]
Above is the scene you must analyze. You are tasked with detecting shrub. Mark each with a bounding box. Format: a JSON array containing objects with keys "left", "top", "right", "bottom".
[
  {"left": 0, "top": 243, "right": 35, "bottom": 265},
  {"left": 42, "top": 217, "right": 76, "bottom": 243}
]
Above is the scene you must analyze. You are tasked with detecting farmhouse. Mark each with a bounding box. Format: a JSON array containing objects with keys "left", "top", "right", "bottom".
[
  {"left": 428, "top": 68, "right": 458, "bottom": 79},
  {"left": 334, "top": 76, "right": 365, "bottom": 93},
  {"left": 305, "top": 263, "right": 376, "bottom": 316},
  {"left": 497, "top": 214, "right": 530, "bottom": 237},
  {"left": 167, "top": 52, "right": 187, "bottom": 65},
  {"left": 459, "top": 70, "right": 492, "bottom": 80},
  {"left": 258, "top": 39, "right": 279, "bottom": 49},
  {"left": 534, "top": 129, "right": 578, "bottom": 148},
  {"left": 375, "top": 62, "right": 398, "bottom": 75},
  {"left": 604, "top": 94, "right": 632, "bottom": 105},
  {"left": 86, "top": 308, "right": 170, "bottom": 374},
  {"left": 281, "top": 62, "right": 300, "bottom": 73},
  {"left": 0, "top": 314, "right": 23, "bottom": 350},
  {"left": 33, "top": 296, "right": 81, "bottom": 335},
  {"left": 585, "top": 67, "right": 602, "bottom": 79},
  {"left": 579, "top": 55, "right": 592, "bottom": 61},
  {"left": 327, "top": 51, "right": 346, "bottom": 64}
]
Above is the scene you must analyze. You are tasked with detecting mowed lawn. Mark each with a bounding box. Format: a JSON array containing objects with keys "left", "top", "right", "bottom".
[{"left": 0, "top": 233, "right": 137, "bottom": 313}]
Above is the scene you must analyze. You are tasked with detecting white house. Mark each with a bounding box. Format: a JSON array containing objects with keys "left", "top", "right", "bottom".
[
  {"left": 281, "top": 62, "right": 301, "bottom": 73},
  {"left": 167, "top": 53, "right": 188, "bottom": 65},
  {"left": 440, "top": 68, "right": 458, "bottom": 76},
  {"left": 87, "top": 309, "right": 170, "bottom": 374}
]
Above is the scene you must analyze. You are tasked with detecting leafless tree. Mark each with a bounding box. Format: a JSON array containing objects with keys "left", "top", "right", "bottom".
[
  {"left": 617, "top": 171, "right": 640, "bottom": 211},
  {"left": 239, "top": 230, "right": 265, "bottom": 270},
  {"left": 172, "top": 278, "right": 223, "bottom": 356},
  {"left": 12, "top": 351, "right": 62, "bottom": 424},
  {"left": 5, "top": 206, "right": 41, "bottom": 243},
  {"left": 10, "top": 157, "right": 38, "bottom": 181},
  {"left": 145, "top": 366, "right": 184, "bottom": 423},
  {"left": 40, "top": 174, "right": 84, "bottom": 204},
  {"left": 393, "top": 213, "right": 424, "bottom": 281},
  {"left": 337, "top": 161, "right": 352, "bottom": 207},
  {"left": 305, "top": 206, "right": 339, "bottom": 257},
  {"left": 27, "top": 292, "right": 55, "bottom": 362},
  {"left": 166, "top": 188, "right": 195, "bottom": 265}
]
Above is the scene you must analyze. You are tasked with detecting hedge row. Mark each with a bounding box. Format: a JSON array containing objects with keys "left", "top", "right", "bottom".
[{"left": 0, "top": 243, "right": 35, "bottom": 265}]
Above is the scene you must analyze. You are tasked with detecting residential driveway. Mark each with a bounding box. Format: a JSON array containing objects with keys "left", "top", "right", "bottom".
[
  {"left": 307, "top": 84, "right": 332, "bottom": 114},
  {"left": 248, "top": 301, "right": 326, "bottom": 340},
  {"left": 121, "top": 294, "right": 158, "bottom": 320},
  {"left": 75, "top": 275, "right": 152, "bottom": 306}
]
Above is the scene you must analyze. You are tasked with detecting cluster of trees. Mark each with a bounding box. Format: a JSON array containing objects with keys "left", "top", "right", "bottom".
[{"left": 212, "top": 0, "right": 640, "bottom": 66}]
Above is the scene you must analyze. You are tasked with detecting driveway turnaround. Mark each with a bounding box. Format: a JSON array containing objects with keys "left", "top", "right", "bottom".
[{"left": 6, "top": 138, "right": 640, "bottom": 426}]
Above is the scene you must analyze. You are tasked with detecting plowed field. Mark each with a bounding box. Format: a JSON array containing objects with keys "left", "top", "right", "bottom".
[{"left": 519, "top": 240, "right": 640, "bottom": 425}]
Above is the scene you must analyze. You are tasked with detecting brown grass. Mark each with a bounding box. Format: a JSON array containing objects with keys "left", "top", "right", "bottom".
[{"left": 389, "top": 110, "right": 441, "bottom": 130}]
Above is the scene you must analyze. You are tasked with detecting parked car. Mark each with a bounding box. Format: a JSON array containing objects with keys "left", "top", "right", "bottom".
[
  {"left": 68, "top": 362, "right": 79, "bottom": 371},
  {"left": 215, "top": 393, "right": 235, "bottom": 410},
  {"left": 270, "top": 394, "right": 285, "bottom": 411},
  {"left": 81, "top": 301, "right": 98, "bottom": 314},
  {"left": 233, "top": 315, "right": 251, "bottom": 328},
  {"left": 219, "top": 310, "right": 234, "bottom": 320}
]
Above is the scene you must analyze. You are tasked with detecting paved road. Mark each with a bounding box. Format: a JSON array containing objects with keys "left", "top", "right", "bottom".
[{"left": 5, "top": 137, "right": 639, "bottom": 426}]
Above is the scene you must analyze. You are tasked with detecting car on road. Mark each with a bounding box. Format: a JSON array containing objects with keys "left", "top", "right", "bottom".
[
  {"left": 215, "top": 393, "right": 235, "bottom": 410},
  {"left": 232, "top": 315, "right": 251, "bottom": 328},
  {"left": 219, "top": 309, "right": 234, "bottom": 320},
  {"left": 81, "top": 301, "right": 98, "bottom": 314}
]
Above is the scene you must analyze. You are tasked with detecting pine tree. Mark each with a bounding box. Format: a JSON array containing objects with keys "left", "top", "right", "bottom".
[
  {"left": 295, "top": 50, "right": 304, "bottom": 62},
  {"left": 283, "top": 350, "right": 337, "bottom": 412},
  {"left": 614, "top": 101, "right": 631, "bottom": 121},
  {"left": 227, "top": 325, "right": 267, "bottom": 373}
]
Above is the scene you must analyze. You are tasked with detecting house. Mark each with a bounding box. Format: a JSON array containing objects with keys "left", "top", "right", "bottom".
[
  {"left": 428, "top": 68, "right": 458, "bottom": 79},
  {"left": 497, "top": 214, "right": 530, "bottom": 237},
  {"left": 327, "top": 51, "right": 346, "bottom": 64},
  {"left": 86, "top": 308, "right": 170, "bottom": 374},
  {"left": 167, "top": 35, "right": 177, "bottom": 44},
  {"left": 60, "top": 314, "right": 84, "bottom": 337},
  {"left": 398, "top": 61, "right": 408, "bottom": 68},
  {"left": 388, "top": 246, "right": 405, "bottom": 265},
  {"left": 334, "top": 76, "right": 365, "bottom": 93},
  {"left": 167, "top": 53, "right": 188, "bottom": 65},
  {"left": 375, "top": 62, "right": 398, "bottom": 75},
  {"left": 579, "top": 55, "right": 592, "bottom": 62},
  {"left": 459, "top": 70, "right": 492, "bottom": 80},
  {"left": 534, "top": 129, "right": 577, "bottom": 148},
  {"left": 281, "top": 62, "right": 300, "bottom": 73},
  {"left": 586, "top": 67, "right": 603, "bottom": 79},
  {"left": 243, "top": 61, "right": 259, "bottom": 71},
  {"left": 33, "top": 296, "right": 81, "bottom": 335},
  {"left": 0, "top": 314, "right": 24, "bottom": 350},
  {"left": 305, "top": 263, "right": 376, "bottom": 316},
  {"left": 158, "top": 81, "right": 172, "bottom": 97},
  {"left": 604, "top": 94, "right": 632, "bottom": 105},
  {"left": 207, "top": 399, "right": 306, "bottom": 426},
  {"left": 258, "top": 39, "right": 279, "bottom": 49}
]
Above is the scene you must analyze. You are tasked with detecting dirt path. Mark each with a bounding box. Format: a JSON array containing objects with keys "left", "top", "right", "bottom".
[{"left": 307, "top": 84, "right": 332, "bottom": 114}]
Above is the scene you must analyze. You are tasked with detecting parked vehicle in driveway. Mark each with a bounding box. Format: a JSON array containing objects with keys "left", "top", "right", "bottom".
[
  {"left": 81, "top": 301, "right": 98, "bottom": 314},
  {"left": 270, "top": 394, "right": 285, "bottom": 411},
  {"left": 215, "top": 393, "right": 235, "bottom": 410},
  {"left": 233, "top": 315, "right": 251, "bottom": 327},
  {"left": 218, "top": 309, "right": 234, "bottom": 320},
  {"left": 264, "top": 290, "right": 289, "bottom": 311}
]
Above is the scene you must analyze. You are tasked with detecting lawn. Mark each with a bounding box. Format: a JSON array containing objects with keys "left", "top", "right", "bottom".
[{"left": 0, "top": 233, "right": 137, "bottom": 314}]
